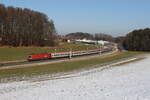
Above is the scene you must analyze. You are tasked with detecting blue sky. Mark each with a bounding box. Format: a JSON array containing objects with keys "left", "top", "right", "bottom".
[{"left": 2, "top": 0, "right": 150, "bottom": 36}]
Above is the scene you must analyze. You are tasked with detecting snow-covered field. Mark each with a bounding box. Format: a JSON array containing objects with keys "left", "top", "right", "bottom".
[{"left": 0, "top": 55, "right": 150, "bottom": 100}]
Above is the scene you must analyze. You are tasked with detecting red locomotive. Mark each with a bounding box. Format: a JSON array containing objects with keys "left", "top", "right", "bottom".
[{"left": 28, "top": 53, "right": 50, "bottom": 61}]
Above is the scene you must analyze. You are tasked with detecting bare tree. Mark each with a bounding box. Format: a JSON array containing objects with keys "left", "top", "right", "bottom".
[{"left": 0, "top": 4, "right": 57, "bottom": 46}]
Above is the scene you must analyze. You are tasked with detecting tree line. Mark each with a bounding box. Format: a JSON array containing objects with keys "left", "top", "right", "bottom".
[
  {"left": 66, "top": 32, "right": 114, "bottom": 42},
  {"left": 0, "top": 4, "right": 57, "bottom": 46},
  {"left": 65, "top": 32, "right": 93, "bottom": 40},
  {"left": 122, "top": 28, "right": 150, "bottom": 51}
]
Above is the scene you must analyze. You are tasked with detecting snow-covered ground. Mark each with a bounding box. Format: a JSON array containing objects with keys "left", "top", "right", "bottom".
[{"left": 0, "top": 55, "right": 150, "bottom": 100}]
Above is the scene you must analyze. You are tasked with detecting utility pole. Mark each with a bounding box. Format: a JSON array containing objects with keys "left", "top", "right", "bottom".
[
  {"left": 54, "top": 48, "right": 56, "bottom": 53},
  {"left": 99, "top": 45, "right": 101, "bottom": 55},
  {"left": 69, "top": 48, "right": 72, "bottom": 59}
]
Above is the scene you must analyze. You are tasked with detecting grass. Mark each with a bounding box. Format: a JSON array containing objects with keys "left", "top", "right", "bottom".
[
  {"left": 113, "top": 57, "right": 145, "bottom": 66},
  {"left": 0, "top": 43, "right": 99, "bottom": 62},
  {"left": 0, "top": 51, "right": 145, "bottom": 82}
]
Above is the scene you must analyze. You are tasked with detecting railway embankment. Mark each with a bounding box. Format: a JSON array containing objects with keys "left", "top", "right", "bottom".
[{"left": 0, "top": 43, "right": 116, "bottom": 68}]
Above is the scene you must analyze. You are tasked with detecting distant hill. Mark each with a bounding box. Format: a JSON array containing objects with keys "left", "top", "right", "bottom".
[{"left": 66, "top": 32, "right": 93, "bottom": 40}]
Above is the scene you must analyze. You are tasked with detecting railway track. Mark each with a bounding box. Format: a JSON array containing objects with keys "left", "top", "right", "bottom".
[
  {"left": 0, "top": 46, "right": 117, "bottom": 69},
  {"left": 0, "top": 57, "right": 67, "bottom": 68}
]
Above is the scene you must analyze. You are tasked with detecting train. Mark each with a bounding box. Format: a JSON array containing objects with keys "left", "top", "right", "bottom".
[{"left": 27, "top": 46, "right": 114, "bottom": 61}]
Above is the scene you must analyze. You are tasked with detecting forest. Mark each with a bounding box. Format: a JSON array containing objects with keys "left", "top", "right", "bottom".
[
  {"left": 0, "top": 4, "right": 57, "bottom": 46},
  {"left": 123, "top": 28, "right": 150, "bottom": 51}
]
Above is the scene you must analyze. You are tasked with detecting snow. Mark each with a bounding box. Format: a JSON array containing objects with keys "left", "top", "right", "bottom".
[{"left": 0, "top": 55, "right": 150, "bottom": 100}]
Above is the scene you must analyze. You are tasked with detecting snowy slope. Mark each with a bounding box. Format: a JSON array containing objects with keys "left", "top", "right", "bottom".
[{"left": 0, "top": 55, "right": 150, "bottom": 100}]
